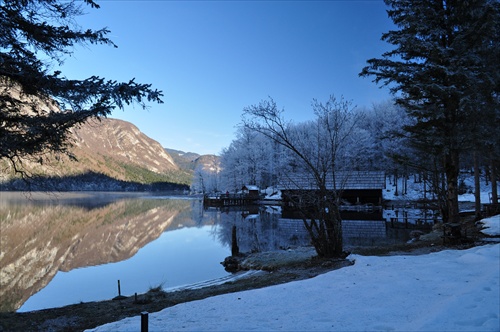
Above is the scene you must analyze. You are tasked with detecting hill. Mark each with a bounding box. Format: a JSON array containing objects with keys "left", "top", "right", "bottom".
[
  {"left": 1, "top": 118, "right": 192, "bottom": 191},
  {"left": 164, "top": 148, "right": 201, "bottom": 172},
  {"left": 165, "top": 148, "right": 220, "bottom": 175},
  {"left": 192, "top": 154, "right": 220, "bottom": 173}
]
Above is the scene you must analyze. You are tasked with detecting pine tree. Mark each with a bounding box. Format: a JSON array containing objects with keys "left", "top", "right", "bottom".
[
  {"left": 360, "top": 0, "right": 500, "bottom": 223},
  {"left": 0, "top": 0, "right": 163, "bottom": 176}
]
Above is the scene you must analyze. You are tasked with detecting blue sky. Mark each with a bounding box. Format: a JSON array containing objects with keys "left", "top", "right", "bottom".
[{"left": 61, "top": 1, "right": 394, "bottom": 155}]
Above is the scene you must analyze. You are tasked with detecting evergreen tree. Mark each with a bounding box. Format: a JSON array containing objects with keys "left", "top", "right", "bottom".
[
  {"left": 360, "top": 0, "right": 500, "bottom": 223},
  {"left": 0, "top": 0, "right": 163, "bottom": 176}
]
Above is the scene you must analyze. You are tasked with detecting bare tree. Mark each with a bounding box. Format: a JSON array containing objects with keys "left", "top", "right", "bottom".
[{"left": 241, "top": 95, "right": 360, "bottom": 258}]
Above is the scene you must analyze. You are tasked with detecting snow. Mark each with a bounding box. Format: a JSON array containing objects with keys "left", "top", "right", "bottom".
[
  {"left": 479, "top": 215, "right": 500, "bottom": 236},
  {"left": 382, "top": 176, "right": 498, "bottom": 204},
  {"left": 87, "top": 216, "right": 500, "bottom": 332}
]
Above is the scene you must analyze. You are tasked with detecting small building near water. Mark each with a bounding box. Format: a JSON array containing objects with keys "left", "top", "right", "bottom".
[
  {"left": 241, "top": 185, "right": 261, "bottom": 198},
  {"left": 278, "top": 171, "right": 386, "bottom": 207}
]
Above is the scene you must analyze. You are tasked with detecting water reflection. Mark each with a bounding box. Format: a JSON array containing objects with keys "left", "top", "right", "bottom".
[
  {"left": 0, "top": 192, "right": 229, "bottom": 312},
  {"left": 210, "top": 206, "right": 311, "bottom": 253},
  {"left": 1, "top": 193, "right": 435, "bottom": 312},
  {"left": 19, "top": 225, "right": 229, "bottom": 312},
  {"left": 211, "top": 205, "right": 435, "bottom": 253}
]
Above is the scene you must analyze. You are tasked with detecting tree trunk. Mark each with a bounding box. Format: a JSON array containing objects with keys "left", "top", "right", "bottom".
[
  {"left": 491, "top": 156, "right": 498, "bottom": 208},
  {"left": 300, "top": 191, "right": 344, "bottom": 258},
  {"left": 423, "top": 172, "right": 427, "bottom": 200},
  {"left": 394, "top": 169, "right": 399, "bottom": 196},
  {"left": 444, "top": 150, "right": 460, "bottom": 224},
  {"left": 473, "top": 151, "right": 482, "bottom": 220}
]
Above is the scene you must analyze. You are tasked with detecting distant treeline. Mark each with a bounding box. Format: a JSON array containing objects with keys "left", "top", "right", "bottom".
[{"left": 0, "top": 171, "right": 189, "bottom": 192}]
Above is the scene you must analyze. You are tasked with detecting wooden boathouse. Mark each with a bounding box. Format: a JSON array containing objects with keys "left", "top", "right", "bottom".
[{"left": 278, "top": 171, "right": 386, "bottom": 215}]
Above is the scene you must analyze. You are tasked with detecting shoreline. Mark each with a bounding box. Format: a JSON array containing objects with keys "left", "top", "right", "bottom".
[{"left": 0, "top": 228, "right": 484, "bottom": 332}]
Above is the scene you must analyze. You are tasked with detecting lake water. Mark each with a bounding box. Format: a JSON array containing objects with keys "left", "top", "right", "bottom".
[{"left": 0, "top": 192, "right": 434, "bottom": 312}]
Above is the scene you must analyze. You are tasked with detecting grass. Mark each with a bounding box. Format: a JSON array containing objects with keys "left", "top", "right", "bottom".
[{"left": 147, "top": 280, "right": 166, "bottom": 293}]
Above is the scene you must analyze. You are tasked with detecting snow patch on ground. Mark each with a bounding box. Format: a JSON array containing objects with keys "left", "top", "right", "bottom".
[
  {"left": 163, "top": 270, "right": 266, "bottom": 292},
  {"left": 479, "top": 215, "right": 500, "bottom": 236},
  {"left": 240, "top": 247, "right": 317, "bottom": 269}
]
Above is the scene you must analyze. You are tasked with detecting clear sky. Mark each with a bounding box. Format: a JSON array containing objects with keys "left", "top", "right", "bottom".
[{"left": 61, "top": 0, "right": 395, "bottom": 155}]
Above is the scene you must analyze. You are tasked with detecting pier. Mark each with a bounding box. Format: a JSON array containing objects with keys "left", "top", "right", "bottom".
[{"left": 203, "top": 193, "right": 261, "bottom": 207}]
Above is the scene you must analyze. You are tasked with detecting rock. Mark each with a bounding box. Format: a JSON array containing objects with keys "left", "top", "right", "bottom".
[
  {"left": 221, "top": 256, "right": 240, "bottom": 273},
  {"left": 410, "top": 230, "right": 425, "bottom": 240}
]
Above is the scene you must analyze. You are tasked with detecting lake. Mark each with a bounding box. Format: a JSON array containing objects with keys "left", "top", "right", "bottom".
[{"left": 0, "top": 192, "right": 434, "bottom": 312}]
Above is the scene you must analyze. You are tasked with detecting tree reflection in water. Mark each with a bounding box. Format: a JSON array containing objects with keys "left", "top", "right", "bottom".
[
  {"left": 1, "top": 193, "right": 199, "bottom": 312},
  {"left": 209, "top": 206, "right": 311, "bottom": 254}
]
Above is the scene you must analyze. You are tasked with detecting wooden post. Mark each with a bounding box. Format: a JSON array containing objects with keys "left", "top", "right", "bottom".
[
  {"left": 112, "top": 279, "right": 126, "bottom": 300},
  {"left": 141, "top": 312, "right": 149, "bottom": 332},
  {"left": 231, "top": 225, "right": 239, "bottom": 256}
]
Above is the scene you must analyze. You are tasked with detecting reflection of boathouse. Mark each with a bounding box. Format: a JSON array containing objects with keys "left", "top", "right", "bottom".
[
  {"left": 278, "top": 218, "right": 389, "bottom": 247},
  {"left": 279, "top": 171, "right": 386, "bottom": 216}
]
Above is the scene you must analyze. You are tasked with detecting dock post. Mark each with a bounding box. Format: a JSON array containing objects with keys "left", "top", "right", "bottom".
[
  {"left": 231, "top": 225, "right": 239, "bottom": 256},
  {"left": 141, "top": 311, "right": 149, "bottom": 332}
]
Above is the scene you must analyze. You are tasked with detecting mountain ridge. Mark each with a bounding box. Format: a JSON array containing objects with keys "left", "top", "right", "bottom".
[{"left": 0, "top": 117, "right": 217, "bottom": 191}]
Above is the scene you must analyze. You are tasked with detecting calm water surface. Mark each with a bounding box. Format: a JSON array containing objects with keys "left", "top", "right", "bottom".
[
  {"left": 0, "top": 192, "right": 434, "bottom": 312},
  {"left": 0, "top": 192, "right": 232, "bottom": 312},
  {"left": 19, "top": 226, "right": 228, "bottom": 312}
]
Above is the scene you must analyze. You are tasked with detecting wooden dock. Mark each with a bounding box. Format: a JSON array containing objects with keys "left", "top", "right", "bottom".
[{"left": 203, "top": 193, "right": 260, "bottom": 207}]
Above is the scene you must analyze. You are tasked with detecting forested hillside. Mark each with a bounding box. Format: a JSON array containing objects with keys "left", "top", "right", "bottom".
[{"left": 1, "top": 118, "right": 192, "bottom": 191}]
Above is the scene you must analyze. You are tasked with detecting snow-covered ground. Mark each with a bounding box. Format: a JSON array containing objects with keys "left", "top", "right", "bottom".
[
  {"left": 384, "top": 175, "right": 498, "bottom": 204},
  {"left": 88, "top": 215, "right": 499, "bottom": 332}
]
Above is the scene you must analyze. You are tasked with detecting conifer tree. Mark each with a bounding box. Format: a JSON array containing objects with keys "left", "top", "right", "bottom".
[
  {"left": 0, "top": 0, "right": 163, "bottom": 175},
  {"left": 360, "top": 0, "right": 499, "bottom": 223}
]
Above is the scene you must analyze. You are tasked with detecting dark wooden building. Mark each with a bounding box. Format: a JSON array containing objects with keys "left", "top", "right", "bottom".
[
  {"left": 241, "top": 185, "right": 261, "bottom": 198},
  {"left": 278, "top": 171, "right": 386, "bottom": 206}
]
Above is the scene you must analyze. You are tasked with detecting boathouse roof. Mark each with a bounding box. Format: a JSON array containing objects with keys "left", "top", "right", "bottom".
[
  {"left": 242, "top": 185, "right": 259, "bottom": 191},
  {"left": 277, "top": 171, "right": 385, "bottom": 191}
]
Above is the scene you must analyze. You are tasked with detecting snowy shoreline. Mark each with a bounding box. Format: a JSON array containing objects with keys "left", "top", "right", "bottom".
[{"left": 88, "top": 215, "right": 500, "bottom": 332}]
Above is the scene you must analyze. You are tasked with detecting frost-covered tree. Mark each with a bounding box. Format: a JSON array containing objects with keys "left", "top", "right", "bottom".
[
  {"left": 191, "top": 156, "right": 221, "bottom": 194},
  {"left": 242, "top": 95, "right": 360, "bottom": 258},
  {"left": 219, "top": 127, "right": 276, "bottom": 192},
  {"left": 360, "top": 0, "right": 500, "bottom": 223},
  {"left": 1, "top": 0, "right": 163, "bottom": 177},
  {"left": 356, "top": 101, "right": 411, "bottom": 171}
]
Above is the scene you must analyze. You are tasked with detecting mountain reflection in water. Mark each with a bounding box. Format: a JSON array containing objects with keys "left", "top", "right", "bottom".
[
  {"left": 1, "top": 193, "right": 433, "bottom": 312},
  {"left": 0, "top": 192, "right": 230, "bottom": 312}
]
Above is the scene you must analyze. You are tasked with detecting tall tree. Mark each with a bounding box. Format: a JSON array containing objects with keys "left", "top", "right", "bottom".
[
  {"left": 242, "top": 96, "right": 360, "bottom": 258},
  {"left": 360, "top": 0, "right": 500, "bottom": 223},
  {"left": 1, "top": 0, "right": 163, "bottom": 176}
]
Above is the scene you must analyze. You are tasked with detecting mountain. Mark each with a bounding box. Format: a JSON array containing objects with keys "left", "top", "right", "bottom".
[
  {"left": 165, "top": 148, "right": 201, "bottom": 171},
  {"left": 1, "top": 117, "right": 192, "bottom": 190},
  {"left": 72, "top": 118, "right": 179, "bottom": 175},
  {"left": 192, "top": 154, "right": 220, "bottom": 173},
  {"left": 165, "top": 148, "right": 220, "bottom": 174}
]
